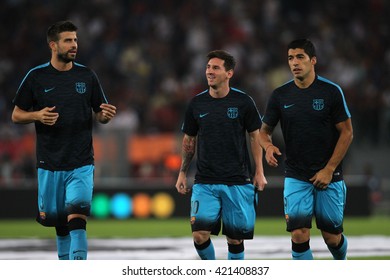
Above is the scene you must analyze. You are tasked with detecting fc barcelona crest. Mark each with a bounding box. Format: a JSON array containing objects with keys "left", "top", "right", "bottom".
[
  {"left": 75, "top": 82, "right": 86, "bottom": 94},
  {"left": 312, "top": 99, "right": 324, "bottom": 111},
  {"left": 227, "top": 107, "right": 238, "bottom": 119}
]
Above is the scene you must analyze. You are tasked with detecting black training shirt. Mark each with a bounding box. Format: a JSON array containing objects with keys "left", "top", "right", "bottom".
[
  {"left": 13, "top": 62, "right": 108, "bottom": 171},
  {"left": 182, "top": 88, "right": 262, "bottom": 185},
  {"left": 262, "top": 75, "right": 351, "bottom": 182}
]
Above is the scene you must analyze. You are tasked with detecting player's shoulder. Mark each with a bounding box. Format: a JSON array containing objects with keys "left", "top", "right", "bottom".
[
  {"left": 72, "top": 62, "right": 101, "bottom": 81},
  {"left": 230, "top": 87, "right": 247, "bottom": 95},
  {"left": 26, "top": 62, "right": 51, "bottom": 75},
  {"left": 186, "top": 89, "right": 209, "bottom": 109},
  {"left": 191, "top": 89, "right": 209, "bottom": 102},
  {"left": 31, "top": 62, "right": 51, "bottom": 71},
  {"left": 316, "top": 75, "right": 343, "bottom": 93},
  {"left": 230, "top": 87, "right": 255, "bottom": 101},
  {"left": 274, "top": 79, "right": 295, "bottom": 94},
  {"left": 194, "top": 89, "right": 209, "bottom": 98},
  {"left": 73, "top": 62, "right": 94, "bottom": 73},
  {"left": 19, "top": 63, "right": 52, "bottom": 84}
]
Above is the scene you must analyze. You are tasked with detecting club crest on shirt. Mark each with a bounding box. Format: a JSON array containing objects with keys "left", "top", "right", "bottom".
[
  {"left": 312, "top": 99, "right": 324, "bottom": 111},
  {"left": 75, "top": 82, "right": 86, "bottom": 94},
  {"left": 227, "top": 107, "right": 238, "bottom": 119}
]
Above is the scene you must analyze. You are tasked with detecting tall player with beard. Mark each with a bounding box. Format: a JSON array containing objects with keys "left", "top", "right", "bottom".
[{"left": 12, "top": 21, "right": 116, "bottom": 260}]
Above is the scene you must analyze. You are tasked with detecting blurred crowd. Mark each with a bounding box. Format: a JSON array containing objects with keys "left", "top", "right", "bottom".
[{"left": 0, "top": 0, "right": 389, "bottom": 183}]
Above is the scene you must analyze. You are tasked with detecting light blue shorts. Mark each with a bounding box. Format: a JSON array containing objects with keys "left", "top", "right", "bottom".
[
  {"left": 37, "top": 165, "right": 94, "bottom": 226},
  {"left": 284, "top": 177, "right": 347, "bottom": 234},
  {"left": 190, "top": 183, "right": 258, "bottom": 239}
]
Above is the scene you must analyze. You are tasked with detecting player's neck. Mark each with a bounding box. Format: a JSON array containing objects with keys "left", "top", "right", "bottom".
[
  {"left": 51, "top": 58, "right": 73, "bottom": 72},
  {"left": 294, "top": 71, "right": 316, "bottom": 89},
  {"left": 209, "top": 84, "right": 230, "bottom": 98}
]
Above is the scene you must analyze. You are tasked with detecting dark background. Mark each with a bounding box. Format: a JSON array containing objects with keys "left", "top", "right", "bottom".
[{"left": 0, "top": 0, "right": 388, "bottom": 218}]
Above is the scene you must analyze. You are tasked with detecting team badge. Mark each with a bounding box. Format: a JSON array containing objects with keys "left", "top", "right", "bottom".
[
  {"left": 312, "top": 99, "right": 324, "bottom": 111},
  {"left": 227, "top": 107, "right": 238, "bottom": 119},
  {"left": 39, "top": 211, "right": 46, "bottom": 220},
  {"left": 75, "top": 82, "right": 86, "bottom": 94}
]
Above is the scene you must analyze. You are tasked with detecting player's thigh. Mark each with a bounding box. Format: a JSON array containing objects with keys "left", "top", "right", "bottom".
[
  {"left": 65, "top": 165, "right": 94, "bottom": 215},
  {"left": 221, "top": 184, "right": 257, "bottom": 239},
  {"left": 37, "top": 169, "right": 59, "bottom": 212},
  {"left": 315, "top": 180, "right": 346, "bottom": 234},
  {"left": 284, "top": 178, "right": 314, "bottom": 231},
  {"left": 190, "top": 184, "right": 221, "bottom": 232},
  {"left": 37, "top": 168, "right": 66, "bottom": 225}
]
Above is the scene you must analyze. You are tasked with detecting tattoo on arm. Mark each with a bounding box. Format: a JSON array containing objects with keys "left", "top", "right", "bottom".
[{"left": 181, "top": 135, "right": 196, "bottom": 172}]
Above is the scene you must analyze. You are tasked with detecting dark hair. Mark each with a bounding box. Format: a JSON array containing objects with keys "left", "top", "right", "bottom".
[
  {"left": 47, "top": 21, "right": 78, "bottom": 44},
  {"left": 287, "top": 39, "right": 316, "bottom": 58},
  {"left": 207, "top": 50, "right": 236, "bottom": 71}
]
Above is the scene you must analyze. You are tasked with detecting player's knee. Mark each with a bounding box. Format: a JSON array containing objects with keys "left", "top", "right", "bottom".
[
  {"left": 192, "top": 231, "right": 210, "bottom": 245},
  {"left": 291, "top": 228, "right": 310, "bottom": 243},
  {"left": 322, "top": 231, "right": 342, "bottom": 247},
  {"left": 226, "top": 237, "right": 243, "bottom": 245}
]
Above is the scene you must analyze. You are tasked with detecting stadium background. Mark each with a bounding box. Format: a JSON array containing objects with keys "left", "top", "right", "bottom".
[{"left": 0, "top": 0, "right": 389, "bottom": 221}]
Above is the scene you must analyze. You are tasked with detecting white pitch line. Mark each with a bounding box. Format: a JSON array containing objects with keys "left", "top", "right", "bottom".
[{"left": 0, "top": 236, "right": 389, "bottom": 260}]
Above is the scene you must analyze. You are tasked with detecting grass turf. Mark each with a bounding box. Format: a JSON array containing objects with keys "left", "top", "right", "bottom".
[{"left": 0, "top": 216, "right": 389, "bottom": 239}]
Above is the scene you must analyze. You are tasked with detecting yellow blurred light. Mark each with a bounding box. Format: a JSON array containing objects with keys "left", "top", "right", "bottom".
[{"left": 152, "top": 192, "right": 175, "bottom": 219}]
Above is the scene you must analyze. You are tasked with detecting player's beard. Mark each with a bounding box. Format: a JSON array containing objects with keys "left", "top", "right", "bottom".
[{"left": 57, "top": 51, "right": 76, "bottom": 63}]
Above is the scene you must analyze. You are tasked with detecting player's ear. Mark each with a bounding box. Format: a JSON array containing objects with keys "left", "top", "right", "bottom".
[
  {"left": 311, "top": 56, "right": 317, "bottom": 66},
  {"left": 227, "top": 69, "right": 234, "bottom": 79},
  {"left": 48, "top": 41, "right": 56, "bottom": 52}
]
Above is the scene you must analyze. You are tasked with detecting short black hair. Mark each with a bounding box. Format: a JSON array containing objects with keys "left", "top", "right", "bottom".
[
  {"left": 207, "top": 50, "right": 236, "bottom": 71},
  {"left": 287, "top": 39, "right": 316, "bottom": 58},
  {"left": 47, "top": 20, "right": 78, "bottom": 44}
]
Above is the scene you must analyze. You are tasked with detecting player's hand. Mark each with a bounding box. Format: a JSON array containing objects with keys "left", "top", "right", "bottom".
[
  {"left": 175, "top": 172, "right": 191, "bottom": 195},
  {"left": 253, "top": 172, "right": 267, "bottom": 191},
  {"left": 39, "top": 106, "right": 59, "bottom": 126},
  {"left": 99, "top": 103, "right": 117, "bottom": 123},
  {"left": 265, "top": 145, "right": 282, "bottom": 167},
  {"left": 310, "top": 167, "right": 333, "bottom": 189}
]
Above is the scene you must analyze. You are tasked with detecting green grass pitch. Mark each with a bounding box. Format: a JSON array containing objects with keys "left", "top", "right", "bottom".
[{"left": 0, "top": 216, "right": 389, "bottom": 238}]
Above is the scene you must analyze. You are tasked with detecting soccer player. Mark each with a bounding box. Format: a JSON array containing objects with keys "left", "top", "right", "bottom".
[
  {"left": 175, "top": 50, "right": 267, "bottom": 260},
  {"left": 11, "top": 21, "right": 116, "bottom": 260},
  {"left": 259, "top": 39, "right": 353, "bottom": 260}
]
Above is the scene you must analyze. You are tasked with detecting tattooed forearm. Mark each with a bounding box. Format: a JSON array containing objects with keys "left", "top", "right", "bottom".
[{"left": 180, "top": 135, "right": 196, "bottom": 173}]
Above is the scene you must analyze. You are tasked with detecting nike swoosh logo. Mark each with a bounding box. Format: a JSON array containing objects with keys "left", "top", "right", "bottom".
[
  {"left": 73, "top": 250, "right": 86, "bottom": 254},
  {"left": 44, "top": 87, "right": 55, "bottom": 93},
  {"left": 283, "top": 104, "right": 295, "bottom": 109},
  {"left": 199, "top": 113, "right": 209, "bottom": 118}
]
